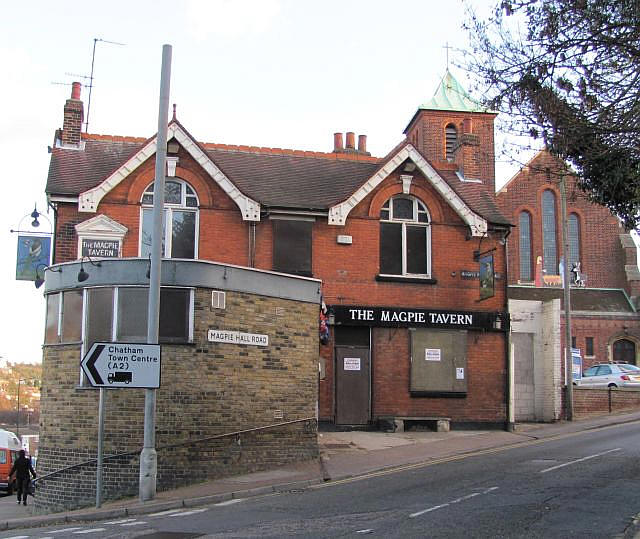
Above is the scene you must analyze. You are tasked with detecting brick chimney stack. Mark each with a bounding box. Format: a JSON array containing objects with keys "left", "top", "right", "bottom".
[
  {"left": 345, "top": 132, "right": 355, "bottom": 150},
  {"left": 61, "top": 82, "right": 84, "bottom": 146},
  {"left": 358, "top": 135, "right": 367, "bottom": 153},
  {"left": 333, "top": 132, "right": 344, "bottom": 152}
]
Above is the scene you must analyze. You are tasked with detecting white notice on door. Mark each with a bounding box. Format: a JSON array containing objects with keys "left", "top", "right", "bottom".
[
  {"left": 425, "top": 349, "right": 441, "bottom": 361},
  {"left": 344, "top": 357, "right": 361, "bottom": 371},
  {"left": 456, "top": 367, "right": 465, "bottom": 380}
]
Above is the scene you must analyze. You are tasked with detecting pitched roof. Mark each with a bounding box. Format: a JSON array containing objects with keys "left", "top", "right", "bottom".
[
  {"left": 46, "top": 126, "right": 508, "bottom": 226},
  {"left": 419, "top": 70, "right": 490, "bottom": 113}
]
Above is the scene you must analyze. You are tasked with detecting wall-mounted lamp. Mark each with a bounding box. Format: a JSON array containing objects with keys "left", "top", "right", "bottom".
[
  {"left": 77, "top": 256, "right": 102, "bottom": 283},
  {"left": 35, "top": 263, "right": 62, "bottom": 289}
]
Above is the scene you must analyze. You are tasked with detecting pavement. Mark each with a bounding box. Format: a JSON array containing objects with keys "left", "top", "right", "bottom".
[{"left": 2, "top": 410, "right": 640, "bottom": 534}]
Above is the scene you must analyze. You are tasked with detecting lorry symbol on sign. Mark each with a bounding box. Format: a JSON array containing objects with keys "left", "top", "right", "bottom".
[{"left": 108, "top": 371, "right": 132, "bottom": 384}]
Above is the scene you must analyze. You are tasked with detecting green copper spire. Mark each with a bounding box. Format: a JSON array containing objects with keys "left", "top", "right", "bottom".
[{"left": 419, "top": 70, "right": 488, "bottom": 113}]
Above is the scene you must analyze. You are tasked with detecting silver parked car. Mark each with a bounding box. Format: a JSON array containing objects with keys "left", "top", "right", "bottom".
[{"left": 575, "top": 363, "right": 640, "bottom": 388}]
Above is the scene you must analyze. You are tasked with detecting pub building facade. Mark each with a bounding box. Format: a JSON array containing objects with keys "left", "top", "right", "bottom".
[{"left": 45, "top": 69, "right": 511, "bottom": 442}]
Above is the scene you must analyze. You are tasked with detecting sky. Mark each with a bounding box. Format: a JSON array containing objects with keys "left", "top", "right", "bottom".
[{"left": 1, "top": 0, "right": 517, "bottom": 366}]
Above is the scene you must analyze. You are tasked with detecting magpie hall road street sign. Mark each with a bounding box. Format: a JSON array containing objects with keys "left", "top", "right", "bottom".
[{"left": 81, "top": 342, "right": 161, "bottom": 388}]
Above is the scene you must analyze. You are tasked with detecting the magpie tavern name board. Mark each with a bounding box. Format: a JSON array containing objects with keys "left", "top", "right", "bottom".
[{"left": 330, "top": 305, "right": 507, "bottom": 332}]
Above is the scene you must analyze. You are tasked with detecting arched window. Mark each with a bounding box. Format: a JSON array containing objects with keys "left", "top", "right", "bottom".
[
  {"left": 445, "top": 124, "right": 457, "bottom": 161},
  {"left": 542, "top": 190, "right": 557, "bottom": 274},
  {"left": 519, "top": 211, "right": 533, "bottom": 282},
  {"left": 140, "top": 179, "right": 199, "bottom": 259},
  {"left": 379, "top": 196, "right": 431, "bottom": 277},
  {"left": 568, "top": 213, "right": 580, "bottom": 270}
]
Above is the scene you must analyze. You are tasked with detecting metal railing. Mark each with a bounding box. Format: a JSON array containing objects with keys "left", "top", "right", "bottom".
[{"left": 34, "top": 417, "right": 317, "bottom": 486}]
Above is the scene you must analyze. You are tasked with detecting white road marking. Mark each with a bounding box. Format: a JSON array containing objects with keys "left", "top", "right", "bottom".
[
  {"left": 50, "top": 529, "right": 82, "bottom": 534},
  {"left": 103, "top": 518, "right": 136, "bottom": 524},
  {"left": 356, "top": 529, "right": 374, "bottom": 534},
  {"left": 4, "top": 535, "right": 30, "bottom": 539},
  {"left": 540, "top": 448, "right": 622, "bottom": 474},
  {"left": 215, "top": 499, "right": 245, "bottom": 507},
  {"left": 121, "top": 521, "right": 146, "bottom": 526},
  {"left": 73, "top": 530, "right": 107, "bottom": 535},
  {"left": 149, "top": 508, "right": 183, "bottom": 517},
  {"left": 169, "top": 508, "right": 208, "bottom": 517},
  {"left": 410, "top": 486, "right": 498, "bottom": 518}
]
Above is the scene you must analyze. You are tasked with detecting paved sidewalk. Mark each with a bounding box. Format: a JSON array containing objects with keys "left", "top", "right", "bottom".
[{"left": 1, "top": 410, "right": 639, "bottom": 532}]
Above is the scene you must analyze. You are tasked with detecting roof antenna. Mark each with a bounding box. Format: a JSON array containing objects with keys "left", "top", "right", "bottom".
[{"left": 85, "top": 37, "right": 126, "bottom": 133}]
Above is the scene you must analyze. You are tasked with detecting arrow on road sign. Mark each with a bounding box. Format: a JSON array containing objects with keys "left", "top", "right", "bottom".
[{"left": 85, "top": 344, "right": 105, "bottom": 385}]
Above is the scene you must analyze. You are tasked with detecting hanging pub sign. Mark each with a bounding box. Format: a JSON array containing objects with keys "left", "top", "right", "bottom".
[
  {"left": 16, "top": 235, "right": 51, "bottom": 281},
  {"left": 330, "top": 305, "right": 508, "bottom": 332},
  {"left": 81, "top": 238, "right": 120, "bottom": 258},
  {"left": 479, "top": 253, "right": 495, "bottom": 300}
]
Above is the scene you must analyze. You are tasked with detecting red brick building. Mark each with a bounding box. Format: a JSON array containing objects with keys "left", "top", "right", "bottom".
[
  {"left": 45, "top": 71, "right": 512, "bottom": 429},
  {"left": 497, "top": 150, "right": 640, "bottom": 370}
]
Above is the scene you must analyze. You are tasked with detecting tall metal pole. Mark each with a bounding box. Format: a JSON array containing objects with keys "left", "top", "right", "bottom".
[
  {"left": 96, "top": 387, "right": 106, "bottom": 508},
  {"left": 560, "top": 172, "right": 574, "bottom": 420},
  {"left": 16, "top": 379, "right": 21, "bottom": 436},
  {"left": 140, "top": 44, "right": 172, "bottom": 502}
]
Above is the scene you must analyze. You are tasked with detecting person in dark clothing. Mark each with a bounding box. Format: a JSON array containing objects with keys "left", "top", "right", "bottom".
[{"left": 9, "top": 450, "right": 36, "bottom": 505}]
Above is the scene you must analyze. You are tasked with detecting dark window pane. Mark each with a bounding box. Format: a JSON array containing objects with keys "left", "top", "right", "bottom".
[
  {"left": 380, "top": 223, "right": 402, "bottom": 275},
  {"left": 406, "top": 225, "right": 428, "bottom": 274},
  {"left": 571, "top": 336, "right": 576, "bottom": 348},
  {"left": 61, "top": 290, "right": 83, "bottom": 343},
  {"left": 568, "top": 214, "right": 580, "bottom": 268},
  {"left": 392, "top": 198, "right": 413, "bottom": 220},
  {"left": 142, "top": 194, "right": 153, "bottom": 205},
  {"left": 519, "top": 212, "right": 532, "bottom": 281},
  {"left": 171, "top": 211, "right": 196, "bottom": 259},
  {"left": 117, "top": 288, "right": 149, "bottom": 342},
  {"left": 45, "top": 293, "right": 60, "bottom": 344},
  {"left": 85, "top": 288, "right": 114, "bottom": 348},
  {"left": 542, "top": 190, "right": 557, "bottom": 274},
  {"left": 159, "top": 289, "right": 190, "bottom": 342},
  {"left": 165, "top": 180, "right": 182, "bottom": 204},
  {"left": 586, "top": 337, "right": 594, "bottom": 356},
  {"left": 445, "top": 124, "right": 457, "bottom": 160},
  {"left": 273, "top": 220, "right": 312, "bottom": 276}
]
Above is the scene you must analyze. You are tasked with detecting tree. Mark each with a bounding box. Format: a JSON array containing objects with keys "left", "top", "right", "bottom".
[{"left": 463, "top": 0, "right": 640, "bottom": 228}]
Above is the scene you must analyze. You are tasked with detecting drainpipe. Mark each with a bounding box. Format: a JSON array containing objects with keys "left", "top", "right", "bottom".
[
  {"left": 249, "top": 222, "right": 256, "bottom": 267},
  {"left": 502, "top": 226, "right": 514, "bottom": 432}
]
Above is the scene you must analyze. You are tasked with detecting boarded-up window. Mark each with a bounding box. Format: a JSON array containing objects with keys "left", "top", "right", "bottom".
[
  {"left": 445, "top": 124, "right": 457, "bottom": 160},
  {"left": 410, "top": 329, "right": 467, "bottom": 395},
  {"left": 273, "top": 220, "right": 313, "bottom": 276}
]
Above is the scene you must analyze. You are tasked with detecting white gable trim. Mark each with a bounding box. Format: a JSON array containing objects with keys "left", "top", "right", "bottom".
[
  {"left": 78, "top": 124, "right": 261, "bottom": 221},
  {"left": 327, "top": 144, "right": 487, "bottom": 237},
  {"left": 75, "top": 214, "right": 128, "bottom": 235}
]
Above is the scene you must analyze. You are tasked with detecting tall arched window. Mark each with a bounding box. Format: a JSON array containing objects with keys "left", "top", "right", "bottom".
[
  {"left": 445, "top": 124, "right": 457, "bottom": 161},
  {"left": 140, "top": 179, "right": 199, "bottom": 259},
  {"left": 519, "top": 211, "right": 533, "bottom": 282},
  {"left": 542, "top": 190, "right": 557, "bottom": 274},
  {"left": 379, "top": 196, "right": 431, "bottom": 277},
  {"left": 568, "top": 213, "right": 580, "bottom": 270}
]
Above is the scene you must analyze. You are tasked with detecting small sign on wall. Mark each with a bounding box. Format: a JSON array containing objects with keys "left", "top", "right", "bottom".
[
  {"left": 425, "top": 348, "right": 441, "bottom": 361},
  {"left": 344, "top": 357, "right": 361, "bottom": 371},
  {"left": 81, "top": 238, "right": 120, "bottom": 258},
  {"left": 456, "top": 367, "right": 465, "bottom": 380}
]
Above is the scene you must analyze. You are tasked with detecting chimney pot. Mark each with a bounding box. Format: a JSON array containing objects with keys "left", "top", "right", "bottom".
[
  {"left": 358, "top": 134, "right": 367, "bottom": 153},
  {"left": 345, "top": 131, "right": 355, "bottom": 150},
  {"left": 71, "top": 81, "right": 82, "bottom": 100},
  {"left": 333, "top": 132, "right": 344, "bottom": 152}
]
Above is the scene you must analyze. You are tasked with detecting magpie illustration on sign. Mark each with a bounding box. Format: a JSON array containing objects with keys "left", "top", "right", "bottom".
[{"left": 81, "top": 342, "right": 161, "bottom": 388}]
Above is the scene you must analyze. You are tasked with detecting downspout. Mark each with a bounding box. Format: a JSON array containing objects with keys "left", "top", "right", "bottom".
[
  {"left": 502, "top": 226, "right": 514, "bottom": 432},
  {"left": 47, "top": 199, "right": 58, "bottom": 264},
  {"left": 248, "top": 221, "right": 256, "bottom": 267}
]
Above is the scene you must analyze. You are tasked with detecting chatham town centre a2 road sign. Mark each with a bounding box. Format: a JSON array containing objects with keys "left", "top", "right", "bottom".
[{"left": 81, "top": 342, "right": 161, "bottom": 388}]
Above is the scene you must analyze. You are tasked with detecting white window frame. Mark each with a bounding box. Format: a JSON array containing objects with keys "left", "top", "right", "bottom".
[
  {"left": 379, "top": 196, "right": 432, "bottom": 278},
  {"left": 139, "top": 179, "right": 200, "bottom": 259}
]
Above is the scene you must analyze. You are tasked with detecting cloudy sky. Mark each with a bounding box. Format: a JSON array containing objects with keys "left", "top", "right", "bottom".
[{"left": 1, "top": 0, "right": 518, "bottom": 365}]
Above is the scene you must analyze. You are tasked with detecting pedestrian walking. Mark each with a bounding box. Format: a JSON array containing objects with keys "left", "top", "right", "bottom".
[{"left": 9, "top": 450, "right": 36, "bottom": 506}]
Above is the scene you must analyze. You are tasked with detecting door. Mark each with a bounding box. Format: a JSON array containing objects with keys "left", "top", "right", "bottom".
[
  {"left": 335, "top": 346, "right": 370, "bottom": 425},
  {"left": 613, "top": 339, "right": 636, "bottom": 365},
  {"left": 513, "top": 333, "right": 535, "bottom": 421}
]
